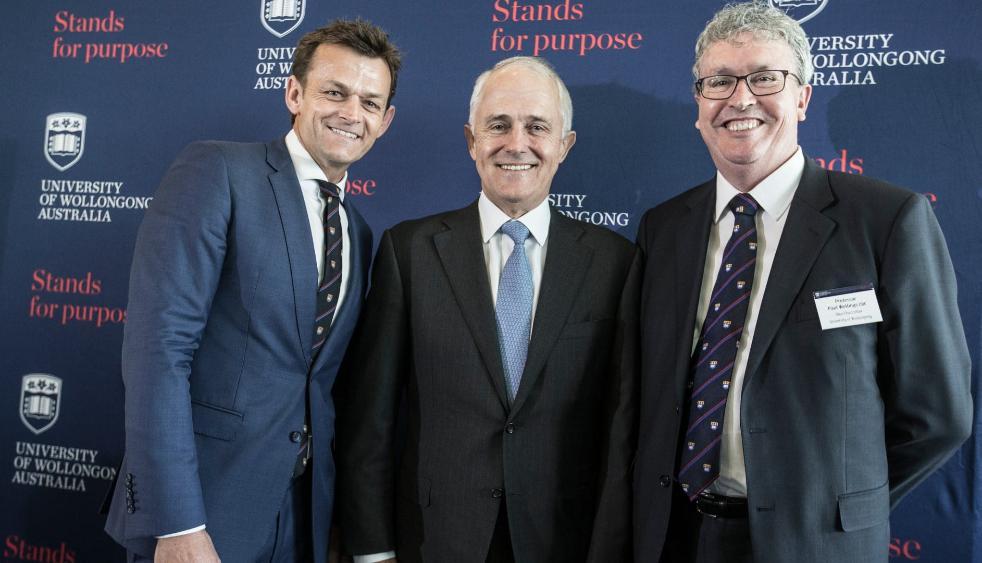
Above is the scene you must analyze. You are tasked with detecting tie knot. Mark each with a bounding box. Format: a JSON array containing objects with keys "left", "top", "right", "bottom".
[
  {"left": 318, "top": 181, "right": 341, "bottom": 198},
  {"left": 728, "top": 194, "right": 759, "bottom": 217},
  {"left": 500, "top": 220, "right": 531, "bottom": 245}
]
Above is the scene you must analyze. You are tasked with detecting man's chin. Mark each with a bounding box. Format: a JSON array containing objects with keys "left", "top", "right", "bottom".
[{"left": 319, "top": 148, "right": 363, "bottom": 166}]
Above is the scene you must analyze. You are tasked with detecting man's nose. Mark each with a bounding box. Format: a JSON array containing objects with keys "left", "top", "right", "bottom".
[
  {"left": 729, "top": 77, "right": 757, "bottom": 108},
  {"left": 503, "top": 127, "right": 529, "bottom": 151},
  {"left": 338, "top": 96, "right": 362, "bottom": 122}
]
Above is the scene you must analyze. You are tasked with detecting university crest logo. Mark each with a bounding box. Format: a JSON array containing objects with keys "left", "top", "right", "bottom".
[
  {"left": 20, "top": 374, "right": 62, "bottom": 435},
  {"left": 769, "top": 0, "right": 828, "bottom": 24},
  {"left": 261, "top": 0, "right": 305, "bottom": 38},
  {"left": 44, "top": 113, "right": 86, "bottom": 172}
]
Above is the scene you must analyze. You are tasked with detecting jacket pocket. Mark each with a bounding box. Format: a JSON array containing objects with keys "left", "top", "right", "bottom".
[
  {"left": 191, "top": 400, "right": 243, "bottom": 441},
  {"left": 792, "top": 294, "right": 820, "bottom": 323},
  {"left": 837, "top": 481, "right": 889, "bottom": 532}
]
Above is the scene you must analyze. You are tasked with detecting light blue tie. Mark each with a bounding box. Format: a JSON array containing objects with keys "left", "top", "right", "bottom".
[{"left": 495, "top": 220, "right": 534, "bottom": 401}]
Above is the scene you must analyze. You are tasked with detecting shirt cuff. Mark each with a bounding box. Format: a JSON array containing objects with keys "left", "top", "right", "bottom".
[
  {"left": 353, "top": 551, "right": 397, "bottom": 563},
  {"left": 156, "top": 524, "right": 206, "bottom": 538}
]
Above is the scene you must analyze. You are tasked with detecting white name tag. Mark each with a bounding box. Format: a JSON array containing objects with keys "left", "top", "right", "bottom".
[{"left": 812, "top": 284, "right": 883, "bottom": 331}]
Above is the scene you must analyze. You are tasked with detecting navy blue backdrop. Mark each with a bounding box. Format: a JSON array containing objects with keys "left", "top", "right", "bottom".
[{"left": 2, "top": 1, "right": 979, "bottom": 561}]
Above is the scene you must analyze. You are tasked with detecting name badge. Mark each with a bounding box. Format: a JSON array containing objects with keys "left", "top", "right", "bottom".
[{"left": 812, "top": 283, "right": 882, "bottom": 331}]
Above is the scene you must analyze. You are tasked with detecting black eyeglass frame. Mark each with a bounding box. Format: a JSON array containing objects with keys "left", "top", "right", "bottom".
[{"left": 694, "top": 69, "right": 804, "bottom": 100}]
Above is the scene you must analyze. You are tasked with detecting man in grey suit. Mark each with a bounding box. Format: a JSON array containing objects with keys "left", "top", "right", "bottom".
[
  {"left": 633, "top": 2, "right": 971, "bottom": 562},
  {"left": 104, "top": 19, "right": 399, "bottom": 562},
  {"left": 336, "top": 56, "right": 639, "bottom": 563}
]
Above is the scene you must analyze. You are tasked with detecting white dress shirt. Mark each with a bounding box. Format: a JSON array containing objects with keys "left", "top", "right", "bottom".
[
  {"left": 158, "top": 131, "right": 351, "bottom": 540},
  {"left": 693, "top": 148, "right": 804, "bottom": 497},
  {"left": 479, "top": 192, "right": 551, "bottom": 315},
  {"left": 353, "top": 193, "right": 552, "bottom": 563},
  {"left": 286, "top": 129, "right": 351, "bottom": 315}
]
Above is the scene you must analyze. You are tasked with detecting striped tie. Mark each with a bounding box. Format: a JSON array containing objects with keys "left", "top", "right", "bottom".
[
  {"left": 312, "top": 180, "right": 343, "bottom": 353},
  {"left": 295, "top": 180, "right": 343, "bottom": 478},
  {"left": 677, "top": 193, "right": 759, "bottom": 500}
]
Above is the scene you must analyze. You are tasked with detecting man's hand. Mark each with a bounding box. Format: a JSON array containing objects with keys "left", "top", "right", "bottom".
[{"left": 154, "top": 530, "right": 220, "bottom": 563}]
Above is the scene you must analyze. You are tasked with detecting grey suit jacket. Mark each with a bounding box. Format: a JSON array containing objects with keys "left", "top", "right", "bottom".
[
  {"left": 336, "top": 201, "right": 640, "bottom": 563},
  {"left": 633, "top": 158, "right": 972, "bottom": 563}
]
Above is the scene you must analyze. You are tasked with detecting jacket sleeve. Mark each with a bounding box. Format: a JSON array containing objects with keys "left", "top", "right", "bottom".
[
  {"left": 120, "top": 141, "right": 232, "bottom": 537},
  {"left": 587, "top": 247, "right": 642, "bottom": 562},
  {"left": 335, "top": 228, "right": 409, "bottom": 555},
  {"left": 878, "top": 193, "right": 972, "bottom": 507}
]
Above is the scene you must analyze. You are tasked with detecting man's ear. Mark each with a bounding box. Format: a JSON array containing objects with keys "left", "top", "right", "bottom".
[{"left": 464, "top": 124, "right": 477, "bottom": 161}]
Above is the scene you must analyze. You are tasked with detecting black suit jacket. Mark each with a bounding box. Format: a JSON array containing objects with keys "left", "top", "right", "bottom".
[
  {"left": 633, "top": 159, "right": 972, "bottom": 563},
  {"left": 336, "top": 201, "right": 639, "bottom": 563}
]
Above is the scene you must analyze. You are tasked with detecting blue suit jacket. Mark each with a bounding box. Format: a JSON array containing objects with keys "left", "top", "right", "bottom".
[{"left": 104, "top": 138, "right": 372, "bottom": 562}]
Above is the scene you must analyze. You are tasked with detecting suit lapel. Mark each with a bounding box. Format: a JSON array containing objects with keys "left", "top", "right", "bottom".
[
  {"left": 510, "top": 211, "right": 592, "bottom": 414},
  {"left": 433, "top": 203, "right": 510, "bottom": 409},
  {"left": 743, "top": 160, "right": 836, "bottom": 387},
  {"left": 673, "top": 181, "right": 716, "bottom": 397},
  {"left": 266, "top": 139, "right": 317, "bottom": 369}
]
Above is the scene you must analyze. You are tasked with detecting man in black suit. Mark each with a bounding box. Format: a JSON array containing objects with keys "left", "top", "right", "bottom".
[
  {"left": 633, "top": 3, "right": 972, "bottom": 563},
  {"left": 336, "top": 56, "right": 638, "bottom": 563}
]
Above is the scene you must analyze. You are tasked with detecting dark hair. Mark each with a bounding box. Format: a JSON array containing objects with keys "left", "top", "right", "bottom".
[{"left": 291, "top": 18, "right": 402, "bottom": 106}]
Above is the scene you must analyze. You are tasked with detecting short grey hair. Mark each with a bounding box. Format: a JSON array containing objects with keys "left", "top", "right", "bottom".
[
  {"left": 468, "top": 56, "right": 574, "bottom": 134},
  {"left": 693, "top": 1, "right": 813, "bottom": 85}
]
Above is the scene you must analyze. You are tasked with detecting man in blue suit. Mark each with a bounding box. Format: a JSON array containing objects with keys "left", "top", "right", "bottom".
[{"left": 104, "top": 19, "right": 400, "bottom": 562}]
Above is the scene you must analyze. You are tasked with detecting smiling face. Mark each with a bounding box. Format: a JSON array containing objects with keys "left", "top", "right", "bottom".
[
  {"left": 695, "top": 33, "right": 811, "bottom": 191},
  {"left": 285, "top": 43, "right": 395, "bottom": 182},
  {"left": 465, "top": 65, "right": 576, "bottom": 218}
]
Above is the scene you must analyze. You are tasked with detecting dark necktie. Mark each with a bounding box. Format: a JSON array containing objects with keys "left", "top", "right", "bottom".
[
  {"left": 295, "top": 180, "right": 342, "bottom": 477},
  {"left": 677, "top": 193, "right": 760, "bottom": 500},
  {"left": 312, "top": 180, "right": 343, "bottom": 353}
]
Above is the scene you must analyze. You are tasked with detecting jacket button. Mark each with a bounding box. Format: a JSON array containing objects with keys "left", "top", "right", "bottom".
[
  {"left": 290, "top": 431, "right": 302, "bottom": 443},
  {"left": 505, "top": 423, "right": 515, "bottom": 434},
  {"left": 659, "top": 475, "right": 671, "bottom": 488},
  {"left": 491, "top": 488, "right": 504, "bottom": 499}
]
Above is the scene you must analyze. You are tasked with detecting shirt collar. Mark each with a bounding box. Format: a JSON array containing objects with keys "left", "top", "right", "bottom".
[
  {"left": 478, "top": 192, "right": 551, "bottom": 246},
  {"left": 285, "top": 129, "right": 347, "bottom": 201},
  {"left": 713, "top": 147, "right": 803, "bottom": 223}
]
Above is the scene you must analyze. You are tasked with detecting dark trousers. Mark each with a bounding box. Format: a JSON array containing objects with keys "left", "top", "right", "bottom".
[
  {"left": 261, "top": 470, "right": 314, "bottom": 562},
  {"left": 130, "top": 471, "right": 312, "bottom": 563},
  {"left": 660, "top": 485, "right": 753, "bottom": 563},
  {"left": 485, "top": 500, "right": 515, "bottom": 563}
]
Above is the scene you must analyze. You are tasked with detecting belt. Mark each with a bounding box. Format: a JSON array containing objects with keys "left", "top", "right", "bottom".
[{"left": 695, "top": 491, "right": 748, "bottom": 519}]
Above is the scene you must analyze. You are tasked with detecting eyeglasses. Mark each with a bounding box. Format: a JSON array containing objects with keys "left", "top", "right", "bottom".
[{"left": 695, "top": 69, "right": 803, "bottom": 100}]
